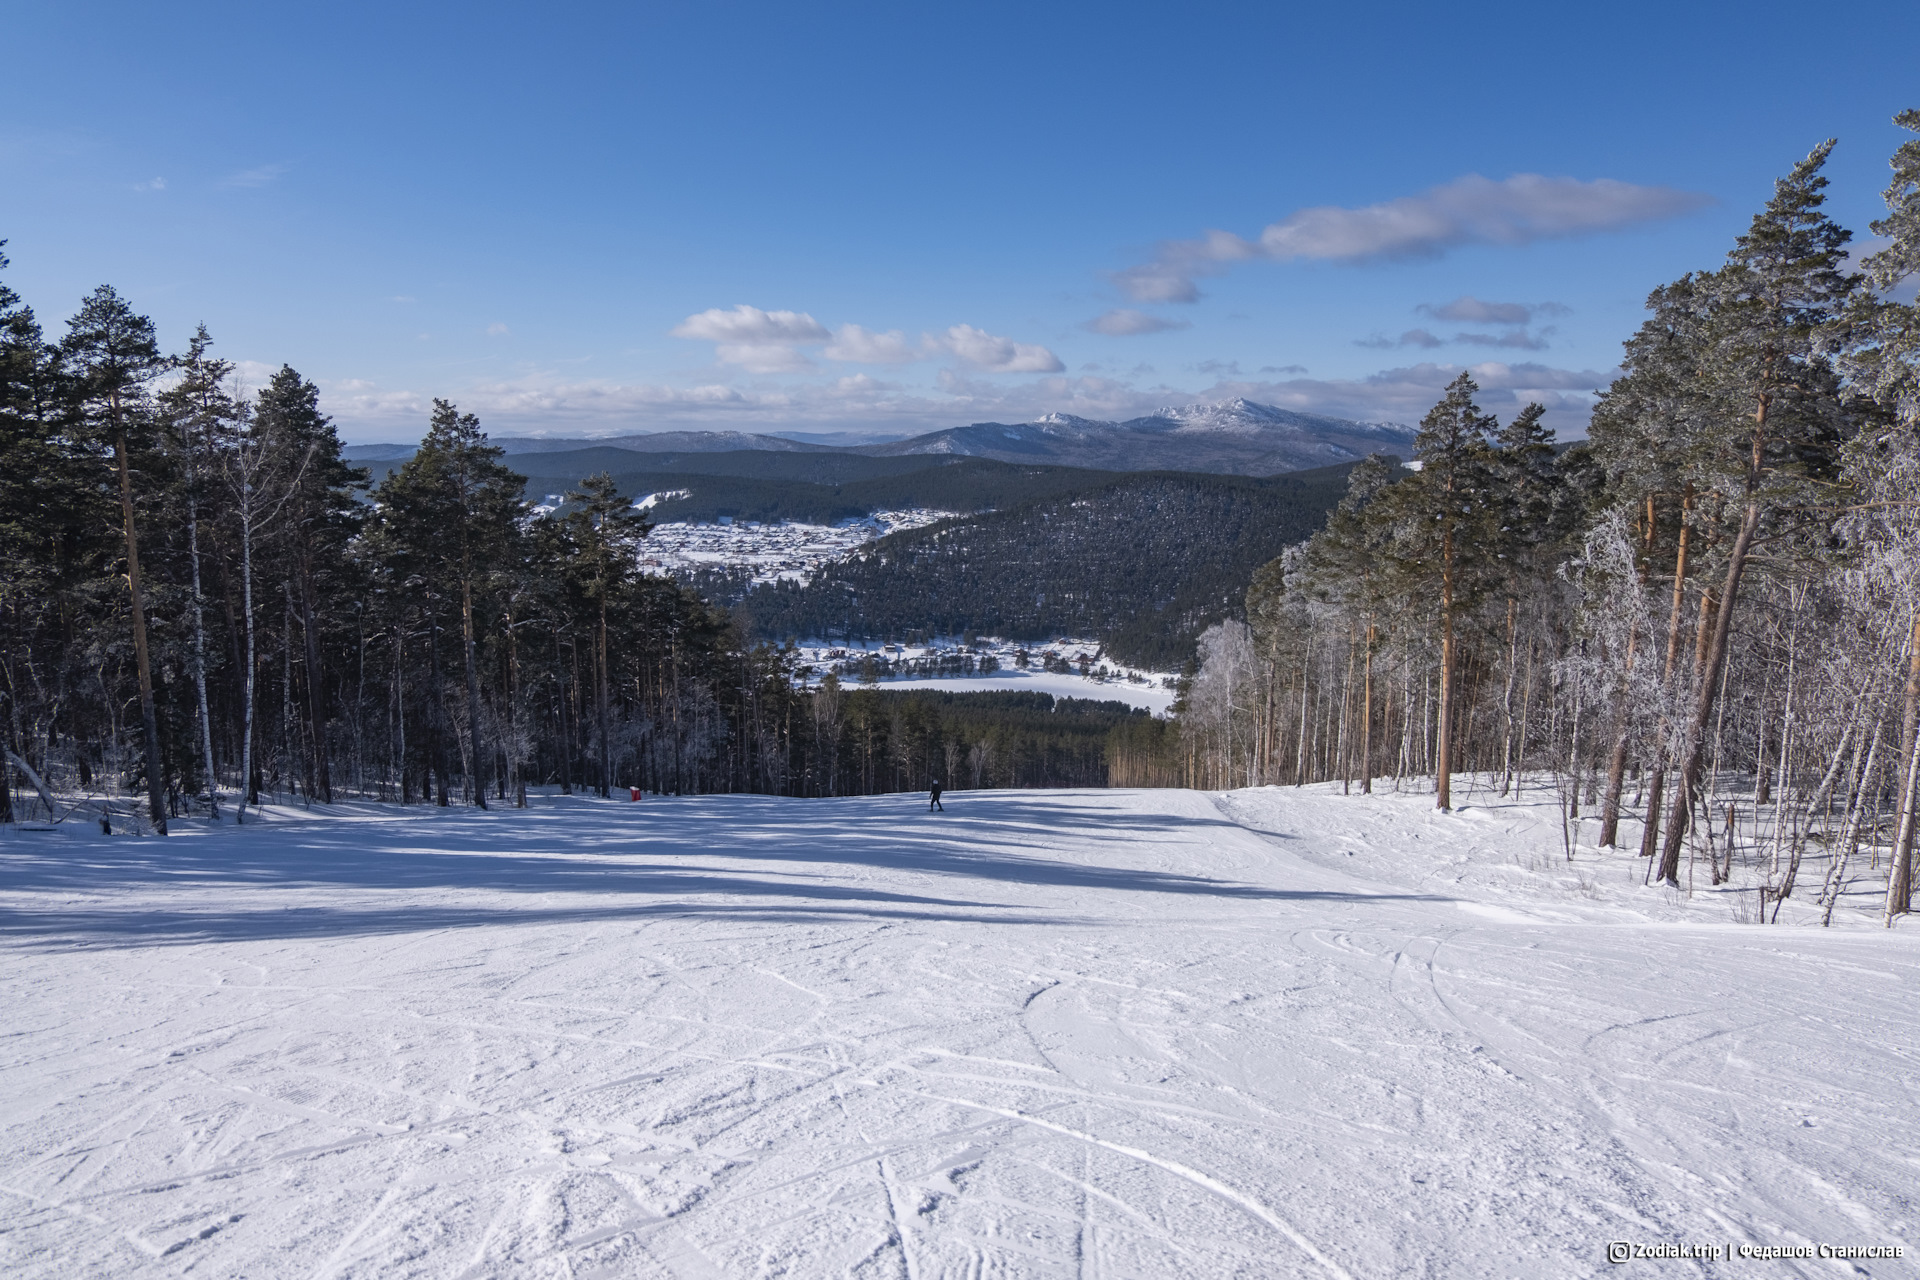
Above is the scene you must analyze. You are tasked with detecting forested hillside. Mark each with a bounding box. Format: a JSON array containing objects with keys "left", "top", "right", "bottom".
[
  {"left": 734, "top": 466, "right": 1360, "bottom": 668},
  {"left": 359, "top": 445, "right": 950, "bottom": 490},
  {"left": 509, "top": 453, "right": 1140, "bottom": 526}
]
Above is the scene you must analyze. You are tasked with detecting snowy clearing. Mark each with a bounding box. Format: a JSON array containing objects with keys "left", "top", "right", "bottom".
[
  {"left": 792, "top": 638, "right": 1177, "bottom": 712},
  {"left": 2, "top": 785, "right": 1916, "bottom": 1277}
]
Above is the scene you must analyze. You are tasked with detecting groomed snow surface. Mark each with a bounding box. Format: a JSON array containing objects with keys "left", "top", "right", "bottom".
[{"left": 3, "top": 784, "right": 1915, "bottom": 1278}]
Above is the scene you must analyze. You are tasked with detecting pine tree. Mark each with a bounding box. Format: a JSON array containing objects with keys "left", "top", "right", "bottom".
[
  {"left": 156, "top": 326, "right": 243, "bottom": 815},
  {"left": 1486, "top": 402, "right": 1567, "bottom": 793},
  {"left": 1838, "top": 111, "right": 1920, "bottom": 917},
  {"left": 1296, "top": 453, "right": 1403, "bottom": 792},
  {"left": 1649, "top": 142, "right": 1860, "bottom": 885},
  {"left": 60, "top": 286, "right": 171, "bottom": 833},
  {"left": 374, "top": 401, "right": 525, "bottom": 807},
  {"left": 0, "top": 244, "right": 61, "bottom": 822},
  {"left": 255, "top": 366, "right": 365, "bottom": 803},
  {"left": 1587, "top": 275, "right": 1719, "bottom": 850},
  {"left": 1379, "top": 373, "right": 1498, "bottom": 810},
  {"left": 562, "top": 472, "right": 652, "bottom": 796}
]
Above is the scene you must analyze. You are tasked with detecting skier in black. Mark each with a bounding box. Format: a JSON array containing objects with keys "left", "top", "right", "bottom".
[{"left": 929, "top": 779, "right": 944, "bottom": 811}]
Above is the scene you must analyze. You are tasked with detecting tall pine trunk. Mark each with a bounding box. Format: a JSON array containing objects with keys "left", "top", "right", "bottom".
[
  {"left": 1656, "top": 502, "right": 1761, "bottom": 884},
  {"left": 429, "top": 608, "right": 450, "bottom": 805},
  {"left": 460, "top": 574, "right": 488, "bottom": 809},
  {"left": 237, "top": 479, "right": 259, "bottom": 821},
  {"left": 187, "top": 493, "right": 218, "bottom": 817},
  {"left": 1884, "top": 616, "right": 1920, "bottom": 917},
  {"left": 1360, "top": 621, "right": 1375, "bottom": 794},
  {"left": 1436, "top": 526, "right": 1455, "bottom": 810},
  {"left": 597, "top": 596, "right": 612, "bottom": 797},
  {"left": 299, "top": 566, "right": 332, "bottom": 803},
  {"left": 114, "top": 431, "right": 167, "bottom": 834},
  {"left": 1598, "top": 630, "right": 1637, "bottom": 846},
  {"left": 1499, "top": 596, "right": 1518, "bottom": 795},
  {"left": 556, "top": 625, "right": 573, "bottom": 795},
  {"left": 1639, "top": 492, "right": 1694, "bottom": 861}
]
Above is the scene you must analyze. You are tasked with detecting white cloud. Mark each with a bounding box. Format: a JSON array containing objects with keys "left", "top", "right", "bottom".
[
  {"left": 671, "top": 306, "right": 832, "bottom": 371},
  {"left": 671, "top": 306, "right": 1061, "bottom": 375},
  {"left": 486, "top": 322, "right": 510, "bottom": 337},
  {"left": 1360, "top": 321, "right": 1555, "bottom": 351},
  {"left": 221, "top": 162, "right": 290, "bottom": 188},
  {"left": 1454, "top": 329, "right": 1552, "bottom": 350},
  {"left": 1197, "top": 360, "right": 1611, "bottom": 437},
  {"left": 1112, "top": 267, "right": 1201, "bottom": 304},
  {"left": 670, "top": 304, "right": 831, "bottom": 345},
  {"left": 714, "top": 343, "right": 815, "bottom": 373},
  {"left": 935, "top": 324, "right": 1064, "bottom": 373},
  {"left": 824, "top": 324, "right": 922, "bottom": 364},
  {"left": 314, "top": 353, "right": 1613, "bottom": 444},
  {"left": 134, "top": 176, "right": 165, "bottom": 191},
  {"left": 1117, "top": 174, "right": 1712, "bottom": 302},
  {"left": 1357, "top": 328, "right": 1446, "bottom": 350},
  {"left": 1084, "top": 308, "right": 1189, "bottom": 336},
  {"left": 1421, "top": 296, "right": 1530, "bottom": 325}
]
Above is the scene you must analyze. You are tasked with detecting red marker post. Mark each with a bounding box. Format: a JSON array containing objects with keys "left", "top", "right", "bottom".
[{"left": 629, "top": 787, "right": 642, "bottom": 802}]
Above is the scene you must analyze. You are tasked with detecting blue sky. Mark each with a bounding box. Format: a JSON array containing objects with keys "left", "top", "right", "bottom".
[{"left": 4, "top": 1, "right": 1915, "bottom": 442}]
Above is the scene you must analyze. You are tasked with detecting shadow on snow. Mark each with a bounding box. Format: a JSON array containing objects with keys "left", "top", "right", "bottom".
[{"left": 0, "top": 790, "right": 1447, "bottom": 948}]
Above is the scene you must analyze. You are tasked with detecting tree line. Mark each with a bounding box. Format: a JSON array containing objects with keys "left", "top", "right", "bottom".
[
  {"left": 0, "top": 282, "right": 1170, "bottom": 826},
  {"left": 1176, "top": 119, "right": 1920, "bottom": 921}
]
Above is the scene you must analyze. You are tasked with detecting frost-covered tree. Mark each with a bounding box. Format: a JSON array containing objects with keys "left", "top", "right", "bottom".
[{"left": 1648, "top": 142, "right": 1860, "bottom": 884}]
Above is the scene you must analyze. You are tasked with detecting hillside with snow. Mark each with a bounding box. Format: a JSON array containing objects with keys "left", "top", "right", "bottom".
[
  {"left": 864, "top": 399, "right": 1415, "bottom": 475},
  {"left": 346, "top": 400, "right": 1416, "bottom": 479},
  {"left": 3, "top": 785, "right": 1913, "bottom": 1277}
]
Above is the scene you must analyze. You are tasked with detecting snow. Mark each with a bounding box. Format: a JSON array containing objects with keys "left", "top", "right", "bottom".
[
  {"left": 851, "top": 669, "right": 1175, "bottom": 712},
  {"left": 640, "top": 510, "right": 952, "bottom": 587},
  {"left": 3, "top": 784, "right": 1915, "bottom": 1277},
  {"left": 795, "top": 638, "right": 1178, "bottom": 713}
]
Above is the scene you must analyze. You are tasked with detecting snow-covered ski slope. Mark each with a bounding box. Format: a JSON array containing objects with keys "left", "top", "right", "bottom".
[{"left": 3, "top": 785, "right": 1915, "bottom": 1278}]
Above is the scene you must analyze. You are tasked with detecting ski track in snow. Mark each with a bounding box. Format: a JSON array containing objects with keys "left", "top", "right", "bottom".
[{"left": 1, "top": 785, "right": 1916, "bottom": 1277}]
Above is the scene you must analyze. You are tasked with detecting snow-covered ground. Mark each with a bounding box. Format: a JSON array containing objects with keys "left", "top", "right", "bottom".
[
  {"left": 637, "top": 511, "right": 951, "bottom": 588},
  {"left": 796, "top": 639, "right": 1177, "bottom": 712},
  {"left": 3, "top": 784, "right": 1915, "bottom": 1277},
  {"left": 852, "top": 669, "right": 1174, "bottom": 713}
]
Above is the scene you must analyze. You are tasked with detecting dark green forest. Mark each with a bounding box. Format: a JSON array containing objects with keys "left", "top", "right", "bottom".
[
  {"left": 733, "top": 466, "right": 1359, "bottom": 668},
  {"left": 0, "top": 269, "right": 1192, "bottom": 831},
  {"left": 793, "top": 688, "right": 1160, "bottom": 795}
]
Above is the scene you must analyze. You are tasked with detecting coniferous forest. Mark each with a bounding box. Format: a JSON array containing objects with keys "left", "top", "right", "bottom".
[
  {"left": 1180, "top": 123, "right": 1920, "bottom": 918},
  {"left": 733, "top": 466, "right": 1354, "bottom": 668},
  {"left": 0, "top": 283, "right": 1160, "bottom": 822},
  {"left": 4, "top": 117, "right": 1920, "bottom": 933}
]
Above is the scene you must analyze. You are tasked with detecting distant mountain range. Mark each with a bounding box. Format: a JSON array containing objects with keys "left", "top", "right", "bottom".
[{"left": 343, "top": 399, "right": 1415, "bottom": 477}]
